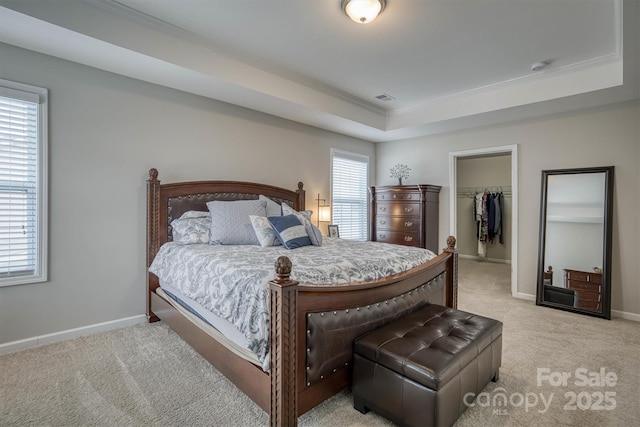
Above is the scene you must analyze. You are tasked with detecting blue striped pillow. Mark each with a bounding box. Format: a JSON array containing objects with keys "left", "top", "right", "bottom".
[{"left": 268, "top": 214, "right": 312, "bottom": 249}]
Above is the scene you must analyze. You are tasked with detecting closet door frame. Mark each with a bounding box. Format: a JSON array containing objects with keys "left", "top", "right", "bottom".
[{"left": 449, "top": 145, "right": 521, "bottom": 300}]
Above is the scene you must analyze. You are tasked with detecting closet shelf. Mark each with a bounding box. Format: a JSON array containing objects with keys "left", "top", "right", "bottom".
[{"left": 456, "top": 186, "right": 512, "bottom": 198}]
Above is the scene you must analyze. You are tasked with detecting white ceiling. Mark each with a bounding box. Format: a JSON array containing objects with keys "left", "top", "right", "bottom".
[{"left": 0, "top": 0, "right": 638, "bottom": 142}]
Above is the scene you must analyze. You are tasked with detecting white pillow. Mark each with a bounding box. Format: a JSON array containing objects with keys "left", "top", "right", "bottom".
[
  {"left": 281, "top": 204, "right": 323, "bottom": 246},
  {"left": 207, "top": 200, "right": 267, "bottom": 245},
  {"left": 259, "top": 195, "right": 283, "bottom": 217},
  {"left": 249, "top": 215, "right": 281, "bottom": 248}
]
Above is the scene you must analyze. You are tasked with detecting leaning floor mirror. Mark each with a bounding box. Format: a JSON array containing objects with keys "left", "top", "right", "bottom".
[{"left": 536, "top": 166, "right": 614, "bottom": 319}]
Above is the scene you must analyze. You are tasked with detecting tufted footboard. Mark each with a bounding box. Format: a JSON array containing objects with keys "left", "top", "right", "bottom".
[{"left": 304, "top": 273, "right": 446, "bottom": 387}]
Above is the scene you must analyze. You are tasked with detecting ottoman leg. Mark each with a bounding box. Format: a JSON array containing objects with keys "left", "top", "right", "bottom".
[
  {"left": 354, "top": 396, "right": 370, "bottom": 414},
  {"left": 492, "top": 369, "right": 500, "bottom": 382}
]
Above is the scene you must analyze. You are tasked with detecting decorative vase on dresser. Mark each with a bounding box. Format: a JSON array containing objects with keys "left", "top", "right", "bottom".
[{"left": 370, "top": 184, "right": 441, "bottom": 253}]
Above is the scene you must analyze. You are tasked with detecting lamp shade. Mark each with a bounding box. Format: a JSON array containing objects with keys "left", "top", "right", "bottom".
[
  {"left": 342, "top": 0, "right": 385, "bottom": 24},
  {"left": 319, "top": 206, "right": 331, "bottom": 222}
]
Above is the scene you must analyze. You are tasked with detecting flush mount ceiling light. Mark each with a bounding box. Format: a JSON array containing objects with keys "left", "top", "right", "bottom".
[{"left": 342, "top": 0, "right": 386, "bottom": 24}]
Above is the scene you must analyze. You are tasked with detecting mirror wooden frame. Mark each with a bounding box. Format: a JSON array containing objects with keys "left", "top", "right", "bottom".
[{"left": 535, "top": 166, "right": 614, "bottom": 319}]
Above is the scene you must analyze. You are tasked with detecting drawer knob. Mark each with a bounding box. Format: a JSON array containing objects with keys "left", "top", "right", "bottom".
[
  {"left": 404, "top": 236, "right": 413, "bottom": 242},
  {"left": 380, "top": 207, "right": 387, "bottom": 212},
  {"left": 407, "top": 195, "right": 412, "bottom": 199},
  {"left": 404, "top": 207, "right": 413, "bottom": 213},
  {"left": 392, "top": 194, "right": 397, "bottom": 199},
  {"left": 379, "top": 234, "right": 386, "bottom": 239},
  {"left": 379, "top": 220, "right": 386, "bottom": 225},
  {"left": 404, "top": 221, "right": 413, "bottom": 227}
]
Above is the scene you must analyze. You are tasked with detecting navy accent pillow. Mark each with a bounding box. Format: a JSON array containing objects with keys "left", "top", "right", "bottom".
[
  {"left": 281, "top": 203, "right": 323, "bottom": 246},
  {"left": 268, "top": 214, "right": 312, "bottom": 249}
]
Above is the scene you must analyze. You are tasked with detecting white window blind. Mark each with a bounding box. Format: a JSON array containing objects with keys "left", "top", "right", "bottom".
[
  {"left": 0, "top": 80, "right": 47, "bottom": 286},
  {"left": 331, "top": 150, "right": 369, "bottom": 240}
]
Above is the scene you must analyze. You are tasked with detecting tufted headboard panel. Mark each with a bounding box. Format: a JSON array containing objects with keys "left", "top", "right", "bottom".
[{"left": 166, "top": 192, "right": 298, "bottom": 241}]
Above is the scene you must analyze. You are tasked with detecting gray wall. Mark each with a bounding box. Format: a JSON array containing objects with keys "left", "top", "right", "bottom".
[
  {"left": 376, "top": 101, "right": 640, "bottom": 318},
  {"left": 1, "top": 40, "right": 638, "bottom": 346},
  {"left": 0, "top": 43, "right": 376, "bottom": 344}
]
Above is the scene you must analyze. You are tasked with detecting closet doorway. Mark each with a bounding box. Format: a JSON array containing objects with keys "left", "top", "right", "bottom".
[{"left": 449, "top": 145, "right": 519, "bottom": 298}]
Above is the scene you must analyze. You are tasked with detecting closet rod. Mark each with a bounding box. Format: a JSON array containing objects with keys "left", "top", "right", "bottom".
[{"left": 456, "top": 186, "right": 512, "bottom": 198}]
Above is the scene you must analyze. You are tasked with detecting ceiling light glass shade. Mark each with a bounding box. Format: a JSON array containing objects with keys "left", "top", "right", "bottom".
[{"left": 342, "top": 0, "right": 386, "bottom": 24}]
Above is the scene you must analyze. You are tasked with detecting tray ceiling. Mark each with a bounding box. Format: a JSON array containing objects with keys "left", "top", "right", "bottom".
[{"left": 0, "top": 0, "right": 637, "bottom": 141}]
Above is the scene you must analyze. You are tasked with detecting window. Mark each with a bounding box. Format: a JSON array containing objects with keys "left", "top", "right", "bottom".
[
  {"left": 0, "top": 80, "right": 48, "bottom": 286},
  {"left": 330, "top": 149, "right": 369, "bottom": 240}
]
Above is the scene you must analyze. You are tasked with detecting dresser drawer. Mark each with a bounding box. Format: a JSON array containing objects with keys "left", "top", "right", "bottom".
[
  {"left": 575, "top": 300, "right": 601, "bottom": 311},
  {"left": 566, "top": 270, "right": 602, "bottom": 283},
  {"left": 589, "top": 274, "right": 602, "bottom": 284},
  {"left": 566, "top": 280, "right": 601, "bottom": 294},
  {"left": 376, "top": 192, "right": 420, "bottom": 202},
  {"left": 573, "top": 289, "right": 601, "bottom": 302},
  {"left": 374, "top": 216, "right": 420, "bottom": 232},
  {"left": 376, "top": 202, "right": 420, "bottom": 217},
  {"left": 374, "top": 231, "right": 420, "bottom": 247}
]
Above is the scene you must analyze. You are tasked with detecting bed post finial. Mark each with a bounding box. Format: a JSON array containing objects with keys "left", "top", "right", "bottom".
[
  {"left": 274, "top": 256, "right": 293, "bottom": 283},
  {"left": 149, "top": 168, "right": 158, "bottom": 181},
  {"left": 446, "top": 235, "right": 456, "bottom": 251}
]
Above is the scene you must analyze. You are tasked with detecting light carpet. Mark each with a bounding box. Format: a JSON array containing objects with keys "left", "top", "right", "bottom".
[{"left": 1, "top": 258, "right": 638, "bottom": 426}]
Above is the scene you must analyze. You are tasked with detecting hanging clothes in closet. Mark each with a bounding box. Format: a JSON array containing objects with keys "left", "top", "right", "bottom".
[{"left": 474, "top": 191, "right": 504, "bottom": 257}]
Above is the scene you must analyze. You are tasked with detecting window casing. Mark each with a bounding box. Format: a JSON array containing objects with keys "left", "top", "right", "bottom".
[
  {"left": 0, "top": 80, "right": 48, "bottom": 286},
  {"left": 330, "top": 149, "right": 369, "bottom": 241}
]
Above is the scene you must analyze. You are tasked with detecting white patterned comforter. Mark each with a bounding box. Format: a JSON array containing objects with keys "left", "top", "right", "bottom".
[{"left": 149, "top": 238, "right": 436, "bottom": 370}]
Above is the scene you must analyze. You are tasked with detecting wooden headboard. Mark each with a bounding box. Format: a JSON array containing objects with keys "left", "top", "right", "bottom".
[{"left": 146, "top": 168, "right": 305, "bottom": 288}]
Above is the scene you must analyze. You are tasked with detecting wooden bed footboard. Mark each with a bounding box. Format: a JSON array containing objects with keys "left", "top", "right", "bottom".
[
  {"left": 146, "top": 168, "right": 458, "bottom": 427},
  {"left": 268, "top": 240, "right": 458, "bottom": 426}
]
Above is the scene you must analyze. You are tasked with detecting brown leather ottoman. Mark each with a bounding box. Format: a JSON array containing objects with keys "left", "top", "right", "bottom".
[{"left": 352, "top": 304, "right": 502, "bottom": 427}]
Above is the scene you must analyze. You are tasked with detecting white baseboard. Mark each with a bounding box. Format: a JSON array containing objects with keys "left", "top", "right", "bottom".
[
  {"left": 611, "top": 309, "right": 640, "bottom": 322},
  {"left": 513, "top": 294, "right": 639, "bottom": 322},
  {"left": 514, "top": 292, "right": 536, "bottom": 301},
  {"left": 0, "top": 314, "right": 147, "bottom": 355}
]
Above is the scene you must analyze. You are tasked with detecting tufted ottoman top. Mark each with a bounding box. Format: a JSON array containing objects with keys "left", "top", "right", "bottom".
[{"left": 354, "top": 304, "right": 502, "bottom": 390}]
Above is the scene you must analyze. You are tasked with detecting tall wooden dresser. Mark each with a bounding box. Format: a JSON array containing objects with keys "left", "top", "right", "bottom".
[
  {"left": 370, "top": 184, "right": 441, "bottom": 253},
  {"left": 564, "top": 269, "right": 602, "bottom": 312}
]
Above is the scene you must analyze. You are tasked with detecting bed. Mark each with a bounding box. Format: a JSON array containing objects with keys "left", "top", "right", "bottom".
[{"left": 145, "top": 168, "right": 459, "bottom": 426}]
